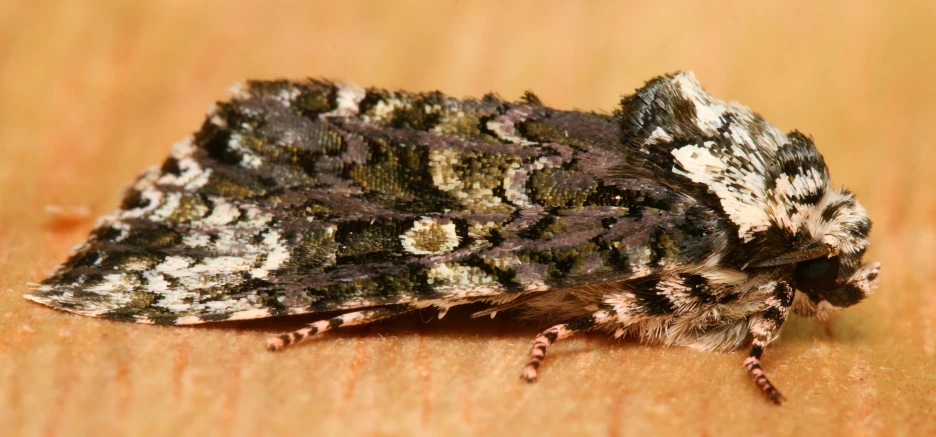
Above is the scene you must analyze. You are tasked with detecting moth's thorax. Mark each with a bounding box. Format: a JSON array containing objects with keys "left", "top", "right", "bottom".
[{"left": 620, "top": 73, "right": 879, "bottom": 319}]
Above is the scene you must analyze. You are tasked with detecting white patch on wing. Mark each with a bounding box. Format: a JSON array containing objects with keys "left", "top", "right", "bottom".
[
  {"left": 127, "top": 201, "right": 290, "bottom": 315},
  {"left": 206, "top": 103, "right": 227, "bottom": 128},
  {"left": 426, "top": 263, "right": 504, "bottom": 297},
  {"left": 486, "top": 107, "right": 535, "bottom": 144},
  {"left": 326, "top": 83, "right": 366, "bottom": 117},
  {"left": 118, "top": 166, "right": 164, "bottom": 220},
  {"left": 366, "top": 95, "right": 407, "bottom": 123},
  {"left": 274, "top": 86, "right": 301, "bottom": 107},
  {"left": 241, "top": 206, "right": 273, "bottom": 227},
  {"left": 152, "top": 192, "right": 182, "bottom": 220},
  {"left": 250, "top": 230, "right": 290, "bottom": 279},
  {"left": 228, "top": 133, "right": 263, "bottom": 169},
  {"left": 503, "top": 160, "right": 536, "bottom": 206},
  {"left": 193, "top": 256, "right": 255, "bottom": 276},
  {"left": 203, "top": 200, "right": 241, "bottom": 226},
  {"left": 226, "top": 80, "right": 251, "bottom": 100},
  {"left": 429, "top": 147, "right": 508, "bottom": 212},
  {"left": 428, "top": 147, "right": 458, "bottom": 189},
  {"left": 624, "top": 245, "right": 654, "bottom": 277},
  {"left": 143, "top": 270, "right": 171, "bottom": 293},
  {"left": 155, "top": 255, "right": 193, "bottom": 273},
  {"left": 106, "top": 220, "right": 131, "bottom": 242},
  {"left": 503, "top": 154, "right": 566, "bottom": 207},
  {"left": 401, "top": 217, "right": 460, "bottom": 255},
  {"left": 85, "top": 274, "right": 138, "bottom": 299},
  {"left": 169, "top": 136, "right": 197, "bottom": 159}
]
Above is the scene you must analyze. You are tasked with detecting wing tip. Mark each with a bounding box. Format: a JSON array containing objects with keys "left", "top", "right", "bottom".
[
  {"left": 23, "top": 290, "right": 113, "bottom": 318},
  {"left": 24, "top": 286, "right": 290, "bottom": 326}
]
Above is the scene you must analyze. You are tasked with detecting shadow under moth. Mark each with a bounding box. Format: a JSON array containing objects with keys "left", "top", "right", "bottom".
[{"left": 27, "top": 72, "right": 880, "bottom": 404}]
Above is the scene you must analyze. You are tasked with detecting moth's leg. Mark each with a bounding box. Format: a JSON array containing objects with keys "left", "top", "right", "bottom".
[
  {"left": 521, "top": 308, "right": 616, "bottom": 382},
  {"left": 743, "top": 282, "right": 794, "bottom": 404},
  {"left": 265, "top": 305, "right": 409, "bottom": 352}
]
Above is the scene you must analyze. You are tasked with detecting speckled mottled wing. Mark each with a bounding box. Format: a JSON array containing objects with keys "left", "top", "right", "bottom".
[{"left": 27, "top": 77, "right": 725, "bottom": 324}]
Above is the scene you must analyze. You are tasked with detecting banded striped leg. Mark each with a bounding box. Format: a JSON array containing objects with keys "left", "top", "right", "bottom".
[
  {"left": 266, "top": 306, "right": 408, "bottom": 352},
  {"left": 521, "top": 309, "right": 615, "bottom": 382},
  {"left": 743, "top": 283, "right": 794, "bottom": 404}
]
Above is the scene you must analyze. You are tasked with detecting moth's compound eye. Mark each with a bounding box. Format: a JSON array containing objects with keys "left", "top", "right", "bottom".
[{"left": 794, "top": 256, "right": 840, "bottom": 293}]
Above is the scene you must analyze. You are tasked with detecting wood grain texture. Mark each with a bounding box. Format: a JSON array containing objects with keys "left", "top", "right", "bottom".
[{"left": 1, "top": 1, "right": 934, "bottom": 436}]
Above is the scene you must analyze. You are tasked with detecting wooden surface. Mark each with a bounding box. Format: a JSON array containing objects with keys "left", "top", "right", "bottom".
[{"left": 2, "top": 1, "right": 935, "bottom": 436}]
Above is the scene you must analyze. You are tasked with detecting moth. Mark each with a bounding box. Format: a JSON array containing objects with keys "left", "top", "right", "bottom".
[{"left": 27, "top": 72, "right": 879, "bottom": 404}]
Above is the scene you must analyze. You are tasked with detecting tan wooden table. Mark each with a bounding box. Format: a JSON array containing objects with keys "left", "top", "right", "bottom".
[{"left": 1, "top": 2, "right": 934, "bottom": 436}]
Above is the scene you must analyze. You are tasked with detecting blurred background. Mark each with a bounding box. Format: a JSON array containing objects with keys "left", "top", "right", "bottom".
[{"left": 1, "top": 1, "right": 934, "bottom": 436}]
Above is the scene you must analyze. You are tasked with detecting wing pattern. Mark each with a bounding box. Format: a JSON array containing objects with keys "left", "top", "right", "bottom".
[{"left": 29, "top": 78, "right": 723, "bottom": 324}]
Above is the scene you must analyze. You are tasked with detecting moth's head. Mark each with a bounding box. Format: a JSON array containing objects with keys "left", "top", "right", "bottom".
[
  {"left": 789, "top": 248, "right": 880, "bottom": 319},
  {"left": 802, "top": 188, "right": 880, "bottom": 310},
  {"left": 760, "top": 188, "right": 880, "bottom": 318}
]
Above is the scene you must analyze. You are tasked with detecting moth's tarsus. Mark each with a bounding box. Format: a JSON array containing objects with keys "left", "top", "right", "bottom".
[
  {"left": 27, "top": 71, "right": 880, "bottom": 404},
  {"left": 521, "top": 312, "right": 604, "bottom": 382},
  {"left": 745, "top": 355, "right": 787, "bottom": 405},
  {"left": 265, "top": 337, "right": 287, "bottom": 352},
  {"left": 265, "top": 306, "right": 408, "bottom": 352}
]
